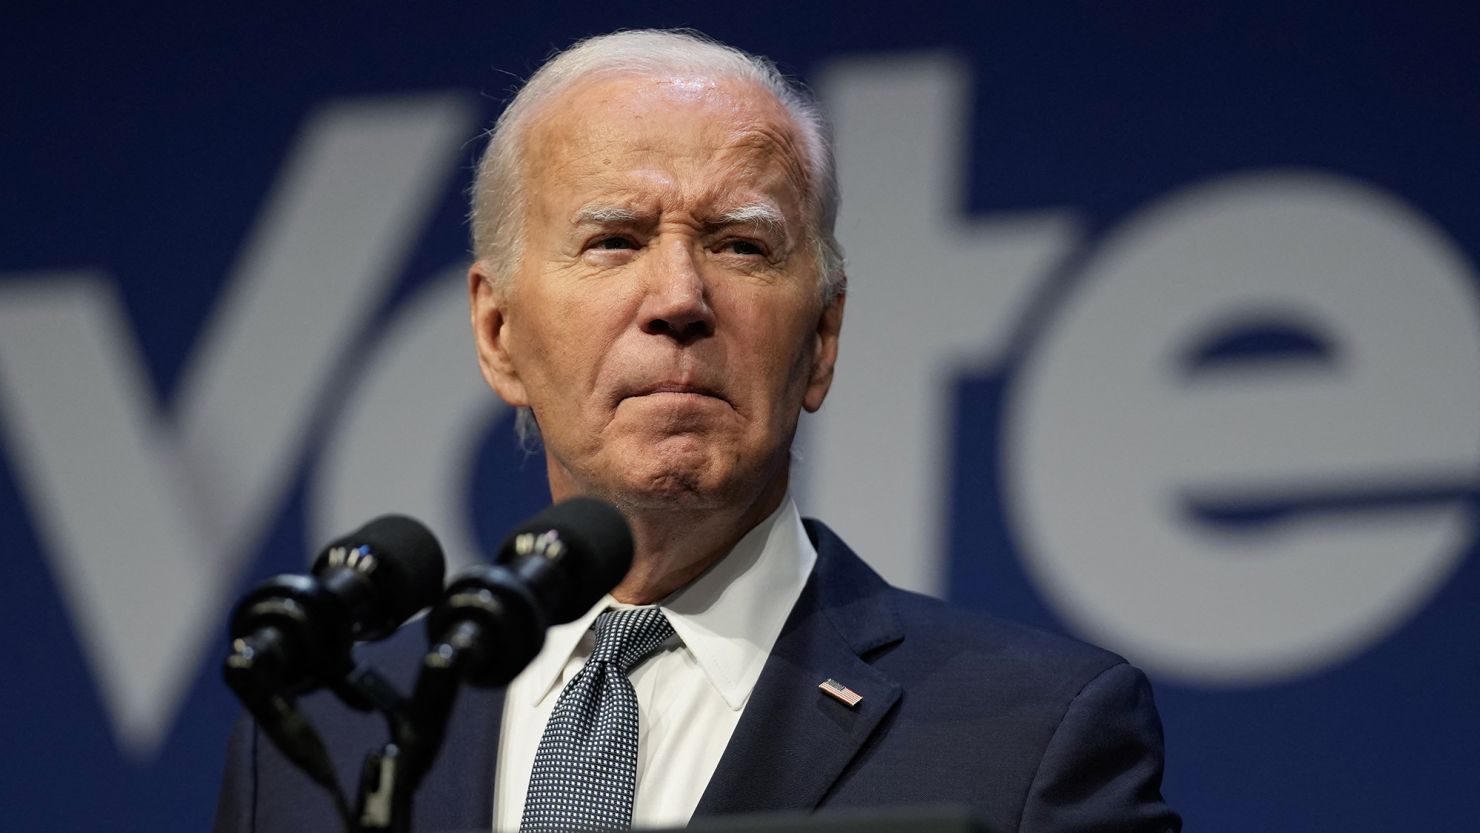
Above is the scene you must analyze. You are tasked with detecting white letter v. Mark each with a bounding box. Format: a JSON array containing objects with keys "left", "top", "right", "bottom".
[{"left": 0, "top": 94, "right": 475, "bottom": 758}]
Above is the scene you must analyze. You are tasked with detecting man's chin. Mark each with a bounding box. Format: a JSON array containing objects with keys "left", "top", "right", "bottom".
[
  {"left": 598, "top": 454, "right": 747, "bottom": 513},
  {"left": 552, "top": 436, "right": 774, "bottom": 512},
  {"left": 613, "top": 466, "right": 727, "bottom": 511}
]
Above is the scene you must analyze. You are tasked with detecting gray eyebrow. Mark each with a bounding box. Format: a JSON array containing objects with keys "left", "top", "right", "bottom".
[
  {"left": 571, "top": 205, "right": 642, "bottom": 225},
  {"left": 569, "top": 201, "right": 791, "bottom": 241},
  {"left": 714, "top": 203, "right": 787, "bottom": 234}
]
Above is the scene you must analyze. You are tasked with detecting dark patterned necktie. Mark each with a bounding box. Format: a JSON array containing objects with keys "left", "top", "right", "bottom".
[{"left": 519, "top": 607, "right": 675, "bottom": 832}]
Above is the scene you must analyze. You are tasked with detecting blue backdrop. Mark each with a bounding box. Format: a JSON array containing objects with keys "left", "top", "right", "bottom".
[{"left": 3, "top": 2, "right": 1478, "bottom": 830}]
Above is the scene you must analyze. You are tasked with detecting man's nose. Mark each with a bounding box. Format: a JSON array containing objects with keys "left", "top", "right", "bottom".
[{"left": 638, "top": 240, "right": 715, "bottom": 344}]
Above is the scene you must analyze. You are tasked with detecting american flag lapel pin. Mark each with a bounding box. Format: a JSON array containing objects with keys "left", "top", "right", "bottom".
[{"left": 818, "top": 678, "right": 863, "bottom": 708}]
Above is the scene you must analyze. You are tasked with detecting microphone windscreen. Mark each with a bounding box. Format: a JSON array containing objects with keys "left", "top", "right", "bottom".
[
  {"left": 498, "top": 497, "right": 634, "bottom": 623},
  {"left": 316, "top": 514, "right": 446, "bottom": 635}
]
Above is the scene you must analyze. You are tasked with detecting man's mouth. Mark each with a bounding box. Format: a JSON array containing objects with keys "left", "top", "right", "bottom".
[{"left": 630, "top": 382, "right": 725, "bottom": 401}]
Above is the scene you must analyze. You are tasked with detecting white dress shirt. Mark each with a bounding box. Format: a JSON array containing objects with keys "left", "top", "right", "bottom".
[{"left": 492, "top": 497, "right": 817, "bottom": 832}]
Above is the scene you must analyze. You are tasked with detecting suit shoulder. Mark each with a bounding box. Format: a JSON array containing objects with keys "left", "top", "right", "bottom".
[
  {"left": 887, "top": 585, "right": 1127, "bottom": 680},
  {"left": 804, "top": 516, "right": 1140, "bottom": 706}
]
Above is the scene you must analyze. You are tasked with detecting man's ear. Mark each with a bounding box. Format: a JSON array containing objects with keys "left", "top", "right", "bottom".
[
  {"left": 803, "top": 287, "right": 845, "bottom": 413},
  {"left": 468, "top": 261, "right": 530, "bottom": 407}
]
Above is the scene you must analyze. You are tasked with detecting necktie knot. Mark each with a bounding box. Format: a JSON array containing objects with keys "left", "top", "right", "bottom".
[{"left": 590, "top": 607, "right": 674, "bottom": 673}]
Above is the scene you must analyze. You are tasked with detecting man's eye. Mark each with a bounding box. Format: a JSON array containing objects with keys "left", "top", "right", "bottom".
[
  {"left": 721, "top": 240, "right": 765, "bottom": 256},
  {"left": 592, "top": 236, "right": 636, "bottom": 250}
]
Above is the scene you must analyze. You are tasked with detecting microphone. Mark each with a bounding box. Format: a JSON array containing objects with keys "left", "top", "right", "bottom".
[
  {"left": 364, "top": 500, "right": 628, "bottom": 821},
  {"left": 423, "top": 497, "right": 633, "bottom": 687},
  {"left": 225, "top": 515, "right": 446, "bottom": 696}
]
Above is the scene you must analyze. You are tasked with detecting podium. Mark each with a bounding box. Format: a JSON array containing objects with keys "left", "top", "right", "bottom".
[
  {"left": 680, "top": 806, "right": 992, "bottom": 833},
  {"left": 439, "top": 806, "right": 992, "bottom": 833}
]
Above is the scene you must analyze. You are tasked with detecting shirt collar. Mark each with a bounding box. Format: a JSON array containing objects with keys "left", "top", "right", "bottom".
[
  {"left": 662, "top": 496, "right": 816, "bottom": 710},
  {"left": 520, "top": 590, "right": 607, "bottom": 707},
  {"left": 516, "top": 496, "right": 816, "bottom": 711}
]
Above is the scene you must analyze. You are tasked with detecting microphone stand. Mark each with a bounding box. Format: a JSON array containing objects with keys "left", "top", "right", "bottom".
[
  {"left": 227, "top": 579, "right": 554, "bottom": 831},
  {"left": 352, "top": 583, "right": 548, "bottom": 831},
  {"left": 225, "top": 633, "right": 358, "bottom": 832},
  {"left": 348, "top": 625, "right": 478, "bottom": 833}
]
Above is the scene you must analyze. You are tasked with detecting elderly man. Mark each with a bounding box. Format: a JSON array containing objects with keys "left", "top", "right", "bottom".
[{"left": 215, "top": 29, "right": 1180, "bottom": 833}]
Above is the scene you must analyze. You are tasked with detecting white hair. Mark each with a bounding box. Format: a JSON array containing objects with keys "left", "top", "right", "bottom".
[
  {"left": 469, "top": 28, "right": 845, "bottom": 303},
  {"left": 469, "top": 29, "right": 847, "bottom": 446}
]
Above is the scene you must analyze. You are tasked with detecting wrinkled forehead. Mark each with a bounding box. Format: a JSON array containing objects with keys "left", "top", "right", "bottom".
[{"left": 519, "top": 73, "right": 811, "bottom": 221}]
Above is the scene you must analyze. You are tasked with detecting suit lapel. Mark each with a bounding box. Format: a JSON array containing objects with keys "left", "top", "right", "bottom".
[{"left": 694, "top": 521, "right": 904, "bottom": 816}]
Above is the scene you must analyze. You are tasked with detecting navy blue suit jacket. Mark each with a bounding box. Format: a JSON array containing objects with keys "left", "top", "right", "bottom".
[{"left": 214, "top": 519, "right": 1180, "bottom": 832}]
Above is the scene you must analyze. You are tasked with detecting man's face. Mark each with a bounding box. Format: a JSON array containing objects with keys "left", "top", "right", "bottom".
[{"left": 470, "top": 73, "right": 843, "bottom": 512}]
